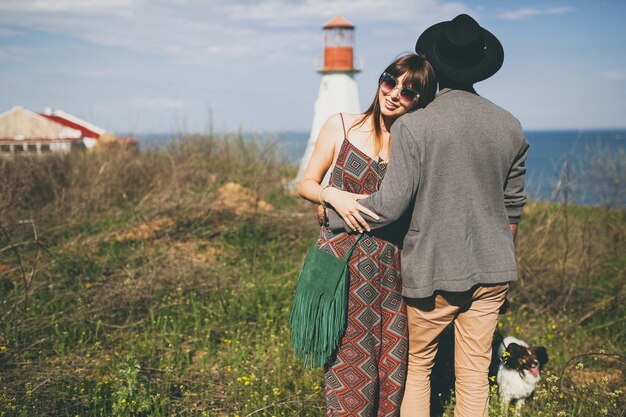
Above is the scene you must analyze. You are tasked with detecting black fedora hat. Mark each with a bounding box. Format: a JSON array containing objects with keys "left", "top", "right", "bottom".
[{"left": 415, "top": 14, "right": 504, "bottom": 84}]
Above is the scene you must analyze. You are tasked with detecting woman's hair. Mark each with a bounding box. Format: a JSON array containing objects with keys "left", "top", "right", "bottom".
[{"left": 350, "top": 53, "right": 437, "bottom": 155}]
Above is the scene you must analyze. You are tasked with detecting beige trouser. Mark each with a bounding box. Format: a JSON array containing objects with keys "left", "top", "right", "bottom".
[{"left": 400, "top": 283, "right": 509, "bottom": 417}]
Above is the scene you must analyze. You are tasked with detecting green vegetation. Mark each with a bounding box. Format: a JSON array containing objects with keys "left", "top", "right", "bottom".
[{"left": 1, "top": 134, "right": 624, "bottom": 416}]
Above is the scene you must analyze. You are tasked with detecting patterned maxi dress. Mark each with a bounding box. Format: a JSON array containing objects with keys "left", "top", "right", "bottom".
[{"left": 318, "top": 116, "right": 408, "bottom": 416}]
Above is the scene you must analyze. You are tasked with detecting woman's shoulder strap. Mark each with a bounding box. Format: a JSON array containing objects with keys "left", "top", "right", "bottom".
[{"left": 339, "top": 112, "right": 347, "bottom": 139}]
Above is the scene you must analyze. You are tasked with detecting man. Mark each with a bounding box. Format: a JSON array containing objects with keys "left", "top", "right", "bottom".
[{"left": 326, "top": 14, "right": 529, "bottom": 417}]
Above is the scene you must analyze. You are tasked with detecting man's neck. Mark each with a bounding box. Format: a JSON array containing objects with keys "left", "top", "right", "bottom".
[{"left": 438, "top": 81, "right": 477, "bottom": 95}]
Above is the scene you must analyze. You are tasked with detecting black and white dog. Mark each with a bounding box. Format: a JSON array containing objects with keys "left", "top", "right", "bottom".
[{"left": 496, "top": 336, "right": 548, "bottom": 414}]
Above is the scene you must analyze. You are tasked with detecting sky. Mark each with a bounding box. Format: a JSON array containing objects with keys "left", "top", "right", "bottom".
[{"left": 0, "top": 0, "right": 625, "bottom": 135}]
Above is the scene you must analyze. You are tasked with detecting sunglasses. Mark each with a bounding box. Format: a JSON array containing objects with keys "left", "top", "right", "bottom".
[{"left": 379, "top": 72, "right": 420, "bottom": 107}]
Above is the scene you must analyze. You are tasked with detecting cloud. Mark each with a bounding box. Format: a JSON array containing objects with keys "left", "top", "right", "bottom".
[
  {"left": 0, "top": 0, "right": 473, "bottom": 64},
  {"left": 226, "top": 0, "right": 470, "bottom": 27},
  {"left": 602, "top": 70, "right": 626, "bottom": 81},
  {"left": 499, "top": 6, "right": 574, "bottom": 20},
  {"left": 0, "top": 0, "right": 135, "bottom": 15},
  {"left": 0, "top": 0, "right": 479, "bottom": 132}
]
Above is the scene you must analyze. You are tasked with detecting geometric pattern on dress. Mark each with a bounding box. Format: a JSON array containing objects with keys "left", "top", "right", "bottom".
[
  {"left": 337, "top": 366, "right": 368, "bottom": 389},
  {"left": 356, "top": 333, "right": 377, "bottom": 353},
  {"left": 338, "top": 390, "right": 367, "bottom": 413},
  {"left": 359, "top": 170, "right": 382, "bottom": 197},
  {"left": 326, "top": 370, "right": 342, "bottom": 390},
  {"left": 381, "top": 291, "right": 403, "bottom": 312},
  {"left": 344, "top": 150, "right": 369, "bottom": 180},
  {"left": 388, "top": 337, "right": 408, "bottom": 361},
  {"left": 359, "top": 358, "right": 379, "bottom": 380},
  {"left": 359, "top": 236, "right": 379, "bottom": 255},
  {"left": 378, "top": 244, "right": 395, "bottom": 268},
  {"left": 322, "top": 138, "right": 407, "bottom": 416},
  {"left": 356, "top": 307, "right": 380, "bottom": 329},
  {"left": 355, "top": 283, "right": 379, "bottom": 306},
  {"left": 340, "top": 341, "right": 365, "bottom": 364},
  {"left": 356, "top": 257, "right": 380, "bottom": 280},
  {"left": 381, "top": 269, "right": 398, "bottom": 290}
]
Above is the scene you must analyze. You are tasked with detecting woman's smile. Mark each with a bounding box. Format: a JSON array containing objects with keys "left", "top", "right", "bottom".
[{"left": 384, "top": 99, "right": 399, "bottom": 111}]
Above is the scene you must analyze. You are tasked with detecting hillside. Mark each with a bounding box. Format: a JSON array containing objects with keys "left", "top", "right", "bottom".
[{"left": 0, "top": 133, "right": 624, "bottom": 416}]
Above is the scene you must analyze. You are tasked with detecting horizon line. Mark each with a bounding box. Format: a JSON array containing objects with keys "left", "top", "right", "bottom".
[{"left": 123, "top": 127, "right": 626, "bottom": 136}]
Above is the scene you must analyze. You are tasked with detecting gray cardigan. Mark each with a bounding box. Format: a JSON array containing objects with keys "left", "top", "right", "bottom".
[{"left": 328, "top": 89, "right": 529, "bottom": 298}]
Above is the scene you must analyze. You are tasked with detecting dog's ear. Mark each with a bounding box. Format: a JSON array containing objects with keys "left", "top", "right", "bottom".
[
  {"left": 534, "top": 347, "right": 548, "bottom": 366},
  {"left": 504, "top": 343, "right": 526, "bottom": 366},
  {"left": 506, "top": 343, "right": 526, "bottom": 356}
]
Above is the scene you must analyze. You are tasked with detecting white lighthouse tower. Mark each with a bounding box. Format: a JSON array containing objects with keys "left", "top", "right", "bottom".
[{"left": 295, "top": 16, "right": 361, "bottom": 184}]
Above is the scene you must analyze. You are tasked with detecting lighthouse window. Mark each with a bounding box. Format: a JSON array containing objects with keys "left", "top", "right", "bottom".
[
  {"left": 27, "top": 144, "right": 37, "bottom": 152},
  {"left": 14, "top": 145, "right": 24, "bottom": 152},
  {"left": 325, "top": 28, "right": 353, "bottom": 47},
  {"left": 0, "top": 145, "right": 9, "bottom": 153},
  {"left": 41, "top": 144, "right": 51, "bottom": 152}
]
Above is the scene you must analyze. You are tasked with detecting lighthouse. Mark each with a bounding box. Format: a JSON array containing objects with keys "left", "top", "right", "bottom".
[{"left": 294, "top": 16, "right": 361, "bottom": 184}]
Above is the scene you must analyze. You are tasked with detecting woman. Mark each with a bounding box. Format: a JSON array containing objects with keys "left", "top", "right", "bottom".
[{"left": 297, "top": 53, "right": 437, "bottom": 416}]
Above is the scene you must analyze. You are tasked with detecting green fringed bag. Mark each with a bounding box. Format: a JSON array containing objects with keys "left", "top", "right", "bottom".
[{"left": 289, "top": 234, "right": 363, "bottom": 368}]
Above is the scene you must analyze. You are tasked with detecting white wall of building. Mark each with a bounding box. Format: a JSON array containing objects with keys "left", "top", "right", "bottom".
[
  {"left": 295, "top": 72, "right": 361, "bottom": 186},
  {"left": 83, "top": 138, "right": 98, "bottom": 149}
]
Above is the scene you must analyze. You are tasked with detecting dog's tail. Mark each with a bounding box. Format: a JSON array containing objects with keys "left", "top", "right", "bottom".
[
  {"left": 495, "top": 333, "right": 512, "bottom": 359},
  {"left": 489, "top": 332, "right": 507, "bottom": 378},
  {"left": 497, "top": 338, "right": 507, "bottom": 360}
]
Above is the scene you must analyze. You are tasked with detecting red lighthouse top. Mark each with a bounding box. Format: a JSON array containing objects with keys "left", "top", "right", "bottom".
[
  {"left": 323, "top": 16, "right": 354, "bottom": 29},
  {"left": 319, "top": 15, "right": 360, "bottom": 74}
]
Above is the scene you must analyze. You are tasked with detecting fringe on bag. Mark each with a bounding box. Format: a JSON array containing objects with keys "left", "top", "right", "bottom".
[
  {"left": 289, "top": 261, "right": 349, "bottom": 368},
  {"left": 290, "top": 235, "right": 362, "bottom": 369}
]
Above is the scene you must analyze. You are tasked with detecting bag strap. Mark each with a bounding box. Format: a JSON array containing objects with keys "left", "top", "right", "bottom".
[{"left": 341, "top": 234, "right": 364, "bottom": 261}]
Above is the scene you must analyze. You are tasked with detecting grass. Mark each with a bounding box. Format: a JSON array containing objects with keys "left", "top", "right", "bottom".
[{"left": 0, "top": 133, "right": 624, "bottom": 416}]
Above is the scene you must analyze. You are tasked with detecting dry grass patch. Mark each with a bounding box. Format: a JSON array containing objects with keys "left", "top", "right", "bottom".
[
  {"left": 216, "top": 182, "right": 273, "bottom": 215},
  {"left": 113, "top": 217, "right": 175, "bottom": 242}
]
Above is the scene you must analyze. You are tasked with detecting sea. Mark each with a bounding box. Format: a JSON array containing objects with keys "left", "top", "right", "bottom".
[{"left": 135, "top": 129, "right": 626, "bottom": 208}]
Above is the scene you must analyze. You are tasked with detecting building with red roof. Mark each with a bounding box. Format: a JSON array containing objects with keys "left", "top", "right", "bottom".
[{"left": 0, "top": 106, "right": 137, "bottom": 157}]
